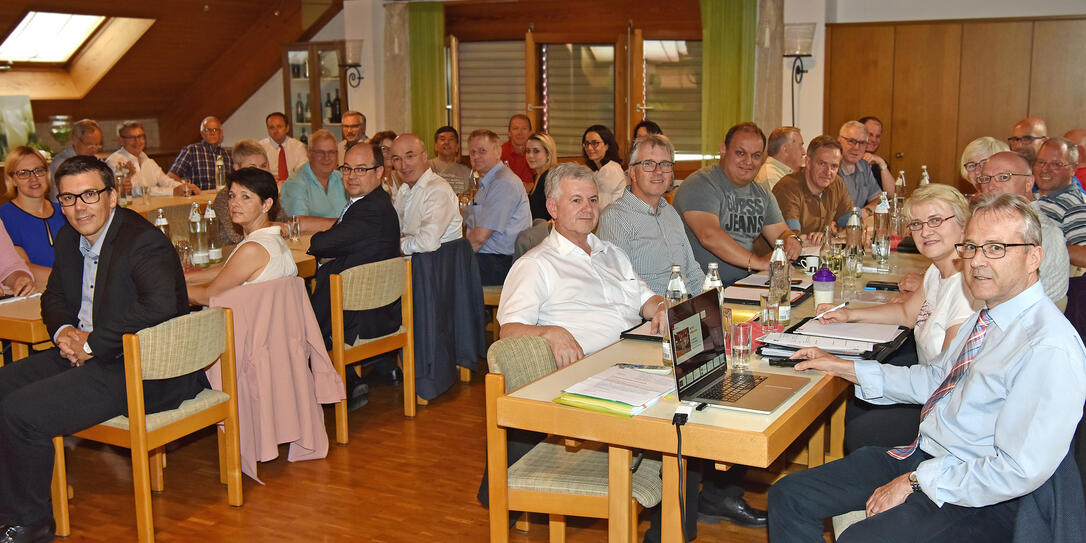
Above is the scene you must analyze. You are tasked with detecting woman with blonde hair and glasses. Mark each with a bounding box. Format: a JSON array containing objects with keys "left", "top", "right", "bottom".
[
  {"left": 524, "top": 131, "right": 558, "bottom": 220},
  {"left": 815, "top": 184, "right": 982, "bottom": 451},
  {"left": 0, "top": 146, "right": 67, "bottom": 270},
  {"left": 959, "top": 136, "right": 1010, "bottom": 191}
]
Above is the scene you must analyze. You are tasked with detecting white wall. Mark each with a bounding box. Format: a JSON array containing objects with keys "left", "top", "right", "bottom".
[{"left": 782, "top": 0, "right": 1086, "bottom": 141}]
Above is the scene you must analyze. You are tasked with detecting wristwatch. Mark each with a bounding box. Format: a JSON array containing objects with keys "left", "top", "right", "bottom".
[
  {"left": 908, "top": 471, "right": 921, "bottom": 493},
  {"left": 83, "top": 342, "right": 93, "bottom": 355}
]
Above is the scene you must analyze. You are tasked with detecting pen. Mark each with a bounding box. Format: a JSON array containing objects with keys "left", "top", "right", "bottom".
[{"left": 814, "top": 301, "right": 848, "bottom": 320}]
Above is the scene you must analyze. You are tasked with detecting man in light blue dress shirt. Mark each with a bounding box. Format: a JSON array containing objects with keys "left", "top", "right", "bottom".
[
  {"left": 280, "top": 129, "right": 347, "bottom": 234},
  {"left": 769, "top": 192, "right": 1086, "bottom": 542},
  {"left": 464, "top": 129, "right": 530, "bottom": 285}
]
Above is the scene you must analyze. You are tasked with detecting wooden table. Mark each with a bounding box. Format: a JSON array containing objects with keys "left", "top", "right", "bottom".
[
  {"left": 489, "top": 250, "right": 930, "bottom": 542},
  {"left": 127, "top": 190, "right": 218, "bottom": 216}
]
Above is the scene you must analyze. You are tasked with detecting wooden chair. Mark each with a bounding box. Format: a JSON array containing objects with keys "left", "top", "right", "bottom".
[
  {"left": 329, "top": 256, "right": 415, "bottom": 444},
  {"left": 485, "top": 336, "right": 662, "bottom": 542},
  {"left": 51, "top": 307, "right": 243, "bottom": 543}
]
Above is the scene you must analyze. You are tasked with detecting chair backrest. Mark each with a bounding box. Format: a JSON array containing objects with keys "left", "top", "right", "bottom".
[
  {"left": 338, "top": 257, "right": 406, "bottom": 311},
  {"left": 513, "top": 219, "right": 551, "bottom": 261},
  {"left": 136, "top": 308, "right": 229, "bottom": 380},
  {"left": 486, "top": 336, "right": 557, "bottom": 393}
]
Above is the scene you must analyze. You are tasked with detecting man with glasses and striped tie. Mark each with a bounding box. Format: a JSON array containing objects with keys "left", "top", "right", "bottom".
[{"left": 768, "top": 192, "right": 1086, "bottom": 542}]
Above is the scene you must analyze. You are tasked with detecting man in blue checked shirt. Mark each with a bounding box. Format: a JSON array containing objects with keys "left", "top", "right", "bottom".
[
  {"left": 167, "top": 116, "right": 231, "bottom": 191},
  {"left": 769, "top": 192, "right": 1086, "bottom": 542}
]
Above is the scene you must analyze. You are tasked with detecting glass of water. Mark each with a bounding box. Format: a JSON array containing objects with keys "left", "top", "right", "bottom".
[
  {"left": 731, "top": 322, "right": 754, "bottom": 372},
  {"left": 288, "top": 216, "right": 301, "bottom": 242}
]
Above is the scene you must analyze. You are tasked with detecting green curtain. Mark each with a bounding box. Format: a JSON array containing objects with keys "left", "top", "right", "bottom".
[
  {"left": 408, "top": 2, "right": 446, "bottom": 142},
  {"left": 699, "top": 0, "right": 757, "bottom": 164}
]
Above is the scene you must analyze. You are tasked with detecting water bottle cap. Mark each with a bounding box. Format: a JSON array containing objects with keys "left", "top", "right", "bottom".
[{"left": 812, "top": 267, "right": 836, "bottom": 282}]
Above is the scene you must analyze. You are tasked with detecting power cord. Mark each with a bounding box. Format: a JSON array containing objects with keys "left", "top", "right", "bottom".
[{"left": 672, "top": 403, "right": 694, "bottom": 543}]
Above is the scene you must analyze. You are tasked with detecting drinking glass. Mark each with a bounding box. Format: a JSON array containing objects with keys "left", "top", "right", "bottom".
[
  {"left": 842, "top": 252, "right": 863, "bottom": 290},
  {"left": 760, "top": 294, "right": 780, "bottom": 328},
  {"left": 731, "top": 322, "right": 754, "bottom": 372},
  {"left": 288, "top": 216, "right": 301, "bottom": 242},
  {"left": 174, "top": 241, "right": 194, "bottom": 271}
]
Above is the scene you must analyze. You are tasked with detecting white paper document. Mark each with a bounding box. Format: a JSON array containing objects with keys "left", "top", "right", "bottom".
[
  {"left": 723, "top": 286, "right": 807, "bottom": 303},
  {"left": 563, "top": 366, "right": 676, "bottom": 407},
  {"left": 794, "top": 321, "right": 902, "bottom": 343},
  {"left": 623, "top": 320, "right": 662, "bottom": 338},
  {"left": 758, "top": 332, "right": 874, "bottom": 355},
  {"left": 733, "top": 273, "right": 813, "bottom": 290}
]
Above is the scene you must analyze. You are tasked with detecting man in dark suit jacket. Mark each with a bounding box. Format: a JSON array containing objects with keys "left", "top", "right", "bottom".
[
  {"left": 0, "top": 156, "right": 205, "bottom": 543},
  {"left": 309, "top": 143, "right": 401, "bottom": 409}
]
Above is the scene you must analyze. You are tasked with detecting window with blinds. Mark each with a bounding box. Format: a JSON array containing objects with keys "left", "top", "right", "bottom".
[
  {"left": 542, "top": 43, "right": 615, "bottom": 157},
  {"left": 643, "top": 40, "right": 702, "bottom": 160},
  {"left": 458, "top": 41, "right": 525, "bottom": 142}
]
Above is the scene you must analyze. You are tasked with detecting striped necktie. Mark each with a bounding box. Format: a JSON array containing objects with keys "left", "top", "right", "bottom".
[{"left": 888, "top": 308, "right": 993, "bottom": 460}]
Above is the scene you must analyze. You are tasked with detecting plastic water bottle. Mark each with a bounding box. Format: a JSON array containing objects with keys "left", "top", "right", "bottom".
[
  {"left": 872, "top": 192, "right": 890, "bottom": 265},
  {"left": 919, "top": 165, "right": 930, "bottom": 186},
  {"left": 769, "top": 239, "right": 791, "bottom": 326},
  {"left": 154, "top": 209, "right": 170, "bottom": 240},
  {"left": 189, "top": 203, "right": 209, "bottom": 267},
  {"left": 894, "top": 170, "right": 907, "bottom": 212},
  {"left": 204, "top": 205, "right": 222, "bottom": 265},
  {"left": 662, "top": 265, "right": 688, "bottom": 366},
  {"left": 819, "top": 225, "right": 836, "bottom": 273},
  {"left": 845, "top": 207, "right": 863, "bottom": 254},
  {"left": 215, "top": 156, "right": 226, "bottom": 190},
  {"left": 702, "top": 262, "right": 732, "bottom": 337}
]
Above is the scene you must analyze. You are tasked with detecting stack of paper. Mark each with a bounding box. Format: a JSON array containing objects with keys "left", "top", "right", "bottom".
[
  {"left": 723, "top": 286, "right": 807, "bottom": 304},
  {"left": 793, "top": 321, "right": 902, "bottom": 343},
  {"left": 733, "top": 273, "right": 813, "bottom": 290},
  {"left": 554, "top": 365, "right": 676, "bottom": 417}
]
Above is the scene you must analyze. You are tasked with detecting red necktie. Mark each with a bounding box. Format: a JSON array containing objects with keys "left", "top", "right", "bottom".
[{"left": 277, "top": 144, "right": 288, "bottom": 181}]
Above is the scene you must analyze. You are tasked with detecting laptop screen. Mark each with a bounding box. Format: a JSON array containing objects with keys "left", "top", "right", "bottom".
[{"left": 667, "top": 289, "right": 729, "bottom": 392}]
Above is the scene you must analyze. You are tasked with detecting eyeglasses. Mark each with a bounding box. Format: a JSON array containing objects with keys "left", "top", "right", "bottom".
[
  {"left": 1036, "top": 159, "right": 1070, "bottom": 170},
  {"left": 121, "top": 133, "right": 146, "bottom": 140},
  {"left": 378, "top": 145, "right": 391, "bottom": 153},
  {"left": 954, "top": 242, "right": 1036, "bottom": 259},
  {"left": 631, "top": 159, "right": 675, "bottom": 173},
  {"left": 840, "top": 137, "right": 867, "bottom": 147},
  {"left": 906, "top": 215, "right": 956, "bottom": 231},
  {"left": 974, "top": 172, "right": 1030, "bottom": 185},
  {"left": 341, "top": 123, "right": 362, "bottom": 130},
  {"left": 963, "top": 159, "right": 988, "bottom": 172},
  {"left": 582, "top": 140, "right": 604, "bottom": 149},
  {"left": 339, "top": 164, "right": 380, "bottom": 176},
  {"left": 57, "top": 188, "right": 111, "bottom": 207},
  {"left": 202, "top": 127, "right": 222, "bottom": 134},
  {"left": 391, "top": 152, "right": 418, "bottom": 163},
  {"left": 310, "top": 150, "right": 337, "bottom": 158},
  {"left": 1007, "top": 135, "right": 1046, "bottom": 144},
  {"left": 12, "top": 167, "right": 47, "bottom": 181}
]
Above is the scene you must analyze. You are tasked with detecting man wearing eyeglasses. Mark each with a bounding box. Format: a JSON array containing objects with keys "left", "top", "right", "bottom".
[
  {"left": 836, "top": 121, "right": 881, "bottom": 214},
  {"left": 390, "top": 133, "right": 463, "bottom": 255},
  {"left": 1008, "top": 117, "right": 1049, "bottom": 163},
  {"left": 0, "top": 156, "right": 205, "bottom": 543},
  {"left": 770, "top": 192, "right": 1086, "bottom": 543},
  {"left": 336, "top": 110, "right": 367, "bottom": 164},
  {"left": 772, "top": 135, "right": 853, "bottom": 243},
  {"left": 280, "top": 130, "right": 345, "bottom": 235},
  {"left": 308, "top": 142, "right": 401, "bottom": 410},
  {"left": 975, "top": 151, "right": 1069, "bottom": 303},
  {"left": 465, "top": 129, "right": 531, "bottom": 286},
  {"left": 48, "top": 119, "right": 103, "bottom": 201},
  {"left": 1032, "top": 138, "right": 1086, "bottom": 269},
  {"left": 107, "top": 121, "right": 198, "bottom": 197},
  {"left": 167, "top": 116, "right": 233, "bottom": 191}
]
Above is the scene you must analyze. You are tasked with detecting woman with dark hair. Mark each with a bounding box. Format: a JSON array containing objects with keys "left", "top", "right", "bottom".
[
  {"left": 582, "top": 124, "right": 625, "bottom": 209},
  {"left": 633, "top": 119, "right": 663, "bottom": 141},
  {"left": 187, "top": 167, "right": 297, "bottom": 305}
]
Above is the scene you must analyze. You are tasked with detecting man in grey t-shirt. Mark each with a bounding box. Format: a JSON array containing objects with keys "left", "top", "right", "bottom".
[
  {"left": 837, "top": 120, "right": 882, "bottom": 213},
  {"left": 674, "top": 122, "right": 803, "bottom": 284}
]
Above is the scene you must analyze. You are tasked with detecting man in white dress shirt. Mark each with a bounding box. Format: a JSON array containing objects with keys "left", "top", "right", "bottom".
[
  {"left": 390, "top": 133, "right": 463, "bottom": 254},
  {"left": 498, "top": 162, "right": 666, "bottom": 367},
  {"left": 106, "top": 121, "right": 198, "bottom": 197},
  {"left": 259, "top": 112, "right": 308, "bottom": 182}
]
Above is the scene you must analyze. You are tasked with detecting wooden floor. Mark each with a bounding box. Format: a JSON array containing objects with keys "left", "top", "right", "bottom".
[{"left": 59, "top": 371, "right": 823, "bottom": 542}]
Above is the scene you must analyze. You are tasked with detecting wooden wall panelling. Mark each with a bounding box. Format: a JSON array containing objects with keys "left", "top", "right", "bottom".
[
  {"left": 888, "top": 23, "right": 962, "bottom": 189},
  {"left": 444, "top": 0, "right": 701, "bottom": 42},
  {"left": 1029, "top": 19, "right": 1086, "bottom": 137},
  {"left": 955, "top": 20, "right": 1032, "bottom": 191},
  {"left": 824, "top": 24, "right": 895, "bottom": 149}
]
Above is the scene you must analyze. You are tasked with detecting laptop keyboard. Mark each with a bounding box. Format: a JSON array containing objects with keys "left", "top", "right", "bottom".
[{"left": 699, "top": 373, "right": 767, "bottom": 403}]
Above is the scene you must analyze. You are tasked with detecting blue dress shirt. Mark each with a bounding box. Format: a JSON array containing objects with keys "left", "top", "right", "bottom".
[
  {"left": 280, "top": 163, "right": 348, "bottom": 219},
  {"left": 854, "top": 281, "right": 1086, "bottom": 507},
  {"left": 464, "top": 163, "right": 530, "bottom": 256}
]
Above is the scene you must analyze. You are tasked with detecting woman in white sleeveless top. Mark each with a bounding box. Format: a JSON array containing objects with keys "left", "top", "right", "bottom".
[{"left": 188, "top": 167, "right": 297, "bottom": 305}]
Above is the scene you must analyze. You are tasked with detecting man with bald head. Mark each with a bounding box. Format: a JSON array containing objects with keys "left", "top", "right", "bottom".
[
  {"left": 390, "top": 133, "right": 463, "bottom": 255},
  {"left": 1032, "top": 138, "right": 1086, "bottom": 268},
  {"left": 1008, "top": 117, "right": 1048, "bottom": 164},
  {"left": 168, "top": 116, "right": 233, "bottom": 190},
  {"left": 976, "top": 151, "right": 1069, "bottom": 301}
]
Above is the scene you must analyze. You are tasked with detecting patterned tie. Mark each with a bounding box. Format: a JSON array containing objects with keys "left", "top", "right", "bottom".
[
  {"left": 277, "top": 144, "right": 288, "bottom": 181},
  {"left": 887, "top": 308, "right": 993, "bottom": 459}
]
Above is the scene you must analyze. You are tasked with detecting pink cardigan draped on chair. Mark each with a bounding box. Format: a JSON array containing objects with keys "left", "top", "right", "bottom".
[{"left": 207, "top": 276, "right": 345, "bottom": 482}]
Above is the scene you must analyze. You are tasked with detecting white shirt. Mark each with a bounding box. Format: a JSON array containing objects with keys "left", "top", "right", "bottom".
[
  {"left": 393, "top": 168, "right": 463, "bottom": 254},
  {"left": 913, "top": 264, "right": 981, "bottom": 365},
  {"left": 105, "top": 148, "right": 180, "bottom": 196},
  {"left": 336, "top": 138, "right": 367, "bottom": 164},
  {"left": 498, "top": 229, "right": 656, "bottom": 356},
  {"left": 595, "top": 161, "right": 627, "bottom": 210},
  {"left": 260, "top": 137, "right": 308, "bottom": 180}
]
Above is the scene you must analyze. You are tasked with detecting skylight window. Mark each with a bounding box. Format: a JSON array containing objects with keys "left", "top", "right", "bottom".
[{"left": 0, "top": 12, "right": 106, "bottom": 63}]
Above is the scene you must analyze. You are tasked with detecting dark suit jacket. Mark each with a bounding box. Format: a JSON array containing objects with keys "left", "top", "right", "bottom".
[
  {"left": 42, "top": 207, "right": 201, "bottom": 410},
  {"left": 308, "top": 188, "right": 402, "bottom": 348}
]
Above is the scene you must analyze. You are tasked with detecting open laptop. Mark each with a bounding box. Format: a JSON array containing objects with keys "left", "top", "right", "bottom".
[{"left": 667, "top": 290, "right": 810, "bottom": 414}]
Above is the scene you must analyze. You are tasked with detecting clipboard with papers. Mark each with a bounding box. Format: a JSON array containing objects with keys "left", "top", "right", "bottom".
[{"left": 756, "top": 316, "right": 910, "bottom": 362}]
